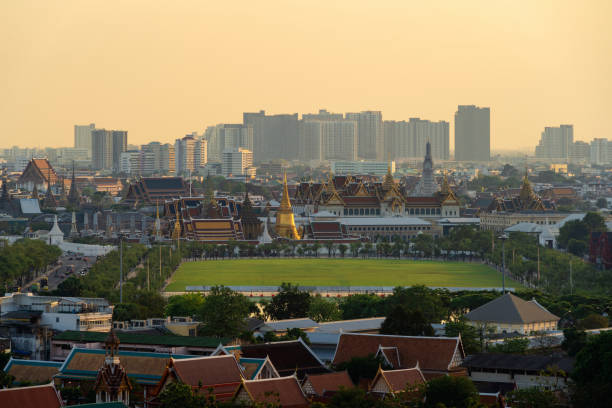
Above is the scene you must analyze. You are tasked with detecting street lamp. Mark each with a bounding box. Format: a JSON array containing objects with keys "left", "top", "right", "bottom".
[
  {"left": 119, "top": 234, "right": 124, "bottom": 303},
  {"left": 498, "top": 233, "right": 509, "bottom": 294}
]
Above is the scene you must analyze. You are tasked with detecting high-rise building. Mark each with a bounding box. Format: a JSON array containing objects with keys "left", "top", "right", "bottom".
[
  {"left": 345, "top": 111, "right": 383, "bottom": 160},
  {"left": 205, "top": 124, "right": 253, "bottom": 162},
  {"left": 222, "top": 148, "right": 254, "bottom": 177},
  {"left": 590, "top": 138, "right": 610, "bottom": 166},
  {"left": 112, "top": 130, "right": 128, "bottom": 173},
  {"left": 535, "top": 125, "right": 573, "bottom": 161},
  {"left": 74, "top": 123, "right": 95, "bottom": 157},
  {"left": 174, "top": 135, "right": 207, "bottom": 175},
  {"left": 140, "top": 142, "right": 175, "bottom": 175},
  {"left": 569, "top": 141, "right": 590, "bottom": 164},
  {"left": 243, "top": 110, "right": 299, "bottom": 162},
  {"left": 298, "top": 121, "right": 324, "bottom": 162},
  {"left": 302, "top": 109, "right": 344, "bottom": 121},
  {"left": 120, "top": 150, "right": 140, "bottom": 175},
  {"left": 92, "top": 129, "right": 113, "bottom": 171},
  {"left": 454, "top": 105, "right": 490, "bottom": 161},
  {"left": 384, "top": 118, "right": 449, "bottom": 161},
  {"left": 299, "top": 119, "right": 358, "bottom": 162}
]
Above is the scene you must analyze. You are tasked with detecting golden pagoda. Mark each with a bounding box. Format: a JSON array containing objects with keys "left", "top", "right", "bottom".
[{"left": 275, "top": 173, "right": 300, "bottom": 240}]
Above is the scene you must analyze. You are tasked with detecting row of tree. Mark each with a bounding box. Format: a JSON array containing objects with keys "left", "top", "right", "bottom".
[{"left": 0, "top": 238, "right": 61, "bottom": 290}]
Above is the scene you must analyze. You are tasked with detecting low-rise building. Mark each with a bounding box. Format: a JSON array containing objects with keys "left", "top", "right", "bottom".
[{"left": 464, "top": 293, "right": 560, "bottom": 334}]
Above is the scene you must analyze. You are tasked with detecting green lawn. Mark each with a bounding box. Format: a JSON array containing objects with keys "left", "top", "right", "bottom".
[{"left": 165, "top": 258, "right": 518, "bottom": 291}]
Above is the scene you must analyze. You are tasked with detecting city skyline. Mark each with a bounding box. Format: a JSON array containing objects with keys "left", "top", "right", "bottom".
[{"left": 2, "top": 1, "right": 611, "bottom": 150}]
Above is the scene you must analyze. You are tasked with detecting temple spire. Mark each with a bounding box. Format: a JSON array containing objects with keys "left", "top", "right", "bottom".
[{"left": 275, "top": 172, "right": 299, "bottom": 239}]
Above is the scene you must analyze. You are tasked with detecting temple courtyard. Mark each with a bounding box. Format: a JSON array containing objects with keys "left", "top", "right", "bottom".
[{"left": 165, "top": 259, "right": 520, "bottom": 292}]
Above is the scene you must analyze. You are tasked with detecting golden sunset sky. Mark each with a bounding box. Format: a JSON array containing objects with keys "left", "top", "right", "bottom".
[{"left": 1, "top": 0, "right": 610, "bottom": 151}]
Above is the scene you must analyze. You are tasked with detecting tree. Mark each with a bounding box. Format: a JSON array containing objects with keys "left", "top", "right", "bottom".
[
  {"left": 445, "top": 318, "right": 481, "bottom": 354},
  {"left": 381, "top": 307, "right": 434, "bottom": 336},
  {"left": 561, "top": 327, "right": 587, "bottom": 356},
  {"left": 340, "top": 294, "right": 385, "bottom": 319},
  {"left": 133, "top": 290, "right": 167, "bottom": 319},
  {"left": 507, "top": 388, "right": 559, "bottom": 408},
  {"left": 308, "top": 295, "right": 341, "bottom": 322},
  {"left": 338, "top": 244, "right": 348, "bottom": 258},
  {"left": 385, "top": 286, "right": 447, "bottom": 323},
  {"left": 423, "top": 375, "right": 480, "bottom": 408},
  {"left": 596, "top": 198, "right": 608, "bottom": 209},
  {"left": 571, "top": 331, "right": 612, "bottom": 408},
  {"left": 578, "top": 313, "right": 609, "bottom": 330},
  {"left": 325, "top": 387, "right": 377, "bottom": 408},
  {"left": 567, "top": 238, "right": 588, "bottom": 257},
  {"left": 165, "top": 293, "right": 205, "bottom": 317},
  {"left": 265, "top": 283, "right": 311, "bottom": 320},
  {"left": 488, "top": 337, "right": 529, "bottom": 353},
  {"left": 334, "top": 354, "right": 387, "bottom": 384},
  {"left": 113, "top": 303, "right": 140, "bottom": 321},
  {"left": 583, "top": 211, "right": 607, "bottom": 232},
  {"left": 198, "top": 285, "right": 251, "bottom": 337},
  {"left": 55, "top": 276, "right": 83, "bottom": 297}
]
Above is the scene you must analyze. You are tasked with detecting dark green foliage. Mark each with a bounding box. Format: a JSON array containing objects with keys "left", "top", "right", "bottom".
[
  {"left": 381, "top": 306, "right": 434, "bottom": 336},
  {"left": 577, "top": 313, "right": 609, "bottom": 330},
  {"left": 55, "top": 276, "right": 83, "bottom": 296},
  {"left": 308, "top": 295, "right": 341, "bottom": 322},
  {"left": 385, "top": 286, "right": 447, "bottom": 323},
  {"left": 558, "top": 212, "right": 606, "bottom": 257},
  {"left": 507, "top": 388, "right": 559, "bottom": 408},
  {"left": 571, "top": 331, "right": 612, "bottom": 408},
  {"left": 423, "top": 375, "right": 480, "bottom": 408},
  {"left": 339, "top": 294, "right": 385, "bottom": 319},
  {"left": 198, "top": 285, "right": 252, "bottom": 338},
  {"left": 0, "top": 238, "right": 61, "bottom": 290},
  {"left": 487, "top": 337, "right": 529, "bottom": 354},
  {"left": 165, "top": 293, "right": 205, "bottom": 317},
  {"left": 561, "top": 328, "right": 587, "bottom": 356},
  {"left": 265, "top": 282, "right": 311, "bottom": 320},
  {"left": 334, "top": 354, "right": 387, "bottom": 384},
  {"left": 445, "top": 318, "right": 481, "bottom": 354},
  {"left": 567, "top": 238, "right": 587, "bottom": 257}
]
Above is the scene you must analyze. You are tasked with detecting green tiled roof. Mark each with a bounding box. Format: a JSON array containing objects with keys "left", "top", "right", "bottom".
[{"left": 53, "top": 331, "right": 229, "bottom": 348}]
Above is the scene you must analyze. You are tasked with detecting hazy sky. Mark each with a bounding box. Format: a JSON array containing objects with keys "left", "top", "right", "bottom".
[{"left": 1, "top": 0, "right": 611, "bottom": 151}]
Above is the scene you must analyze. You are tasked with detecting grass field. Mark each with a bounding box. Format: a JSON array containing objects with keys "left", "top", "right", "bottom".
[{"left": 165, "top": 259, "right": 519, "bottom": 291}]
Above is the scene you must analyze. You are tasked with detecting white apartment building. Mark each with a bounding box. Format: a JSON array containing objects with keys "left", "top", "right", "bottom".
[
  {"left": 120, "top": 150, "right": 141, "bottom": 175},
  {"left": 590, "top": 138, "right": 610, "bottom": 166},
  {"left": 331, "top": 160, "right": 395, "bottom": 176},
  {"left": 175, "top": 135, "right": 207, "bottom": 175},
  {"left": 299, "top": 120, "right": 358, "bottom": 162},
  {"left": 140, "top": 142, "right": 175, "bottom": 175},
  {"left": 74, "top": 123, "right": 95, "bottom": 157},
  {"left": 345, "top": 111, "right": 384, "bottom": 160},
  {"left": 535, "top": 125, "right": 574, "bottom": 161},
  {"left": 222, "top": 148, "right": 254, "bottom": 177},
  {"left": 384, "top": 118, "right": 449, "bottom": 161}
]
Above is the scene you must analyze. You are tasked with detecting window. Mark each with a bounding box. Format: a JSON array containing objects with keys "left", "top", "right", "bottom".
[{"left": 56, "top": 317, "right": 60, "bottom": 323}]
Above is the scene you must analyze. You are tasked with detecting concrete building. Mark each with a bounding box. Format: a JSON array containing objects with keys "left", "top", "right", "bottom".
[
  {"left": 111, "top": 130, "right": 128, "bottom": 173},
  {"left": 74, "top": 123, "right": 95, "bottom": 156},
  {"left": 384, "top": 118, "right": 449, "bottom": 161},
  {"left": 206, "top": 124, "right": 253, "bottom": 163},
  {"left": 243, "top": 110, "right": 299, "bottom": 162},
  {"left": 119, "top": 150, "right": 141, "bottom": 175},
  {"left": 454, "top": 105, "right": 490, "bottom": 161},
  {"left": 331, "top": 160, "right": 394, "bottom": 176},
  {"left": 140, "top": 142, "right": 175, "bottom": 175},
  {"left": 345, "top": 111, "right": 384, "bottom": 160},
  {"left": 299, "top": 119, "right": 358, "bottom": 162},
  {"left": 92, "top": 129, "right": 113, "bottom": 171},
  {"left": 0, "top": 292, "right": 113, "bottom": 359},
  {"left": 590, "top": 138, "right": 610, "bottom": 166},
  {"left": 535, "top": 125, "right": 574, "bottom": 161},
  {"left": 222, "top": 148, "right": 254, "bottom": 177},
  {"left": 175, "top": 135, "right": 207, "bottom": 175},
  {"left": 569, "top": 141, "right": 591, "bottom": 164}
]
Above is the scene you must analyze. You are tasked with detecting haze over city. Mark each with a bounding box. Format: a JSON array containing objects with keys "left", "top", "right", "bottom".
[{"left": 2, "top": 0, "right": 611, "bottom": 150}]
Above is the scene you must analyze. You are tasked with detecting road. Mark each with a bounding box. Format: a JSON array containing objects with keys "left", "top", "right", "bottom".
[{"left": 25, "top": 253, "right": 98, "bottom": 291}]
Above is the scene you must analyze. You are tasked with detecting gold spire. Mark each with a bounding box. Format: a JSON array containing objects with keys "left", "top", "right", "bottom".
[
  {"left": 280, "top": 172, "right": 292, "bottom": 210},
  {"left": 172, "top": 201, "right": 181, "bottom": 239},
  {"left": 275, "top": 172, "right": 299, "bottom": 240},
  {"left": 382, "top": 162, "right": 395, "bottom": 191}
]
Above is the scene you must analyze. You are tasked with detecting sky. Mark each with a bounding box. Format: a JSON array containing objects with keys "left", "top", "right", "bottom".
[{"left": 1, "top": 0, "right": 611, "bottom": 151}]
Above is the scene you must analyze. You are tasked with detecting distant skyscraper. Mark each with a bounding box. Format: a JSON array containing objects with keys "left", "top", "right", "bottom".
[
  {"left": 243, "top": 110, "right": 299, "bottom": 162},
  {"left": 205, "top": 124, "right": 253, "bottom": 162},
  {"left": 174, "top": 135, "right": 207, "bottom": 175},
  {"left": 140, "top": 142, "right": 175, "bottom": 175},
  {"left": 74, "top": 123, "right": 95, "bottom": 156},
  {"left": 535, "top": 125, "right": 574, "bottom": 161},
  {"left": 299, "top": 118, "right": 358, "bottom": 162},
  {"left": 91, "top": 129, "right": 113, "bottom": 171},
  {"left": 384, "top": 118, "right": 449, "bottom": 161},
  {"left": 112, "top": 130, "right": 128, "bottom": 173},
  {"left": 302, "top": 109, "right": 344, "bottom": 121},
  {"left": 345, "top": 111, "right": 383, "bottom": 160},
  {"left": 454, "top": 105, "right": 490, "bottom": 161},
  {"left": 222, "top": 148, "right": 254, "bottom": 177},
  {"left": 569, "top": 141, "right": 590, "bottom": 164},
  {"left": 590, "top": 138, "right": 610, "bottom": 166}
]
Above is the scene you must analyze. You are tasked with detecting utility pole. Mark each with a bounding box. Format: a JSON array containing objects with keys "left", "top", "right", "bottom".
[
  {"left": 499, "top": 233, "right": 508, "bottom": 294},
  {"left": 119, "top": 235, "right": 123, "bottom": 303},
  {"left": 147, "top": 257, "right": 150, "bottom": 291},
  {"left": 569, "top": 259, "right": 573, "bottom": 295},
  {"left": 537, "top": 246, "right": 540, "bottom": 282},
  {"left": 159, "top": 244, "right": 162, "bottom": 278}
]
